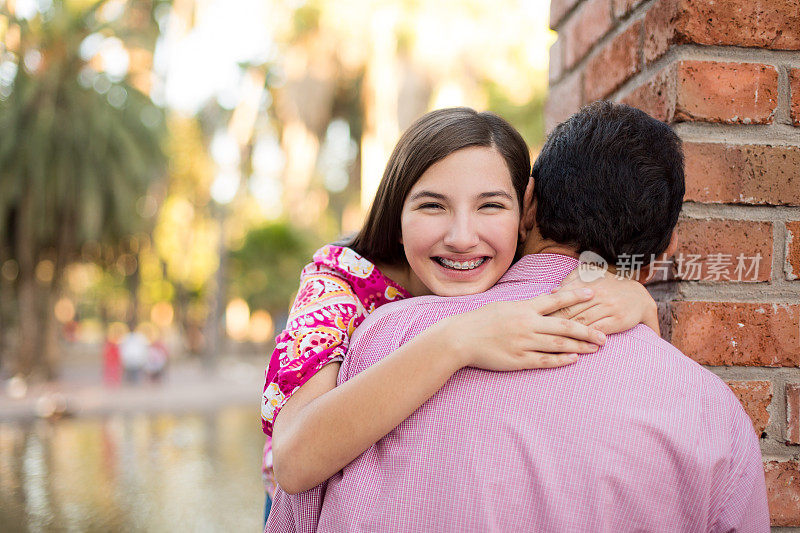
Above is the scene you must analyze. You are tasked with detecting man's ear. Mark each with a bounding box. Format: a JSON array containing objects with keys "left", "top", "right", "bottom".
[{"left": 518, "top": 177, "right": 536, "bottom": 241}]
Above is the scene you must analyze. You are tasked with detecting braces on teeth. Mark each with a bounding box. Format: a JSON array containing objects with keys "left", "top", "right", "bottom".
[{"left": 438, "top": 257, "right": 485, "bottom": 270}]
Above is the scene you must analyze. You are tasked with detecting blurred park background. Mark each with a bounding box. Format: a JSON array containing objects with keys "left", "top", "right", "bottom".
[{"left": 0, "top": 0, "right": 553, "bottom": 529}]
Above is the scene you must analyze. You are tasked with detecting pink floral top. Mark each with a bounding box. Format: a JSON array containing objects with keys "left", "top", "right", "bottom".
[{"left": 260, "top": 245, "right": 409, "bottom": 491}]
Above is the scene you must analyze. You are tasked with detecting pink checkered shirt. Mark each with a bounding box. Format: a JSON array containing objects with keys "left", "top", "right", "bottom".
[{"left": 266, "top": 253, "right": 769, "bottom": 533}]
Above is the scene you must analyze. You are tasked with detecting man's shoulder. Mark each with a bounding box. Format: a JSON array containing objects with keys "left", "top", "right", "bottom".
[
  {"left": 351, "top": 292, "right": 481, "bottom": 342},
  {"left": 608, "top": 325, "right": 741, "bottom": 412},
  {"left": 613, "top": 325, "right": 712, "bottom": 371},
  {"left": 351, "top": 295, "right": 433, "bottom": 337},
  {"left": 616, "top": 324, "right": 685, "bottom": 361}
]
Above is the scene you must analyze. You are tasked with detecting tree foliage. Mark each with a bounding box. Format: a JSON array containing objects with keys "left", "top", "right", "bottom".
[
  {"left": 0, "top": 0, "right": 165, "bottom": 377},
  {"left": 228, "top": 221, "right": 316, "bottom": 315},
  {"left": 0, "top": 1, "right": 165, "bottom": 252}
]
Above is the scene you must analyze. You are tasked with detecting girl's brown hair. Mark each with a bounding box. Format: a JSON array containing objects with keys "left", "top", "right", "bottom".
[{"left": 347, "top": 107, "right": 530, "bottom": 265}]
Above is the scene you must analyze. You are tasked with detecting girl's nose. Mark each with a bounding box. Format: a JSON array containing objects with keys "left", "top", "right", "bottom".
[{"left": 442, "top": 215, "right": 480, "bottom": 250}]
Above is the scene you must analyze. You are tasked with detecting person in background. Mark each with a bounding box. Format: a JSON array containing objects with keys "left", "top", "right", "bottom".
[
  {"left": 145, "top": 336, "right": 169, "bottom": 383},
  {"left": 120, "top": 328, "right": 148, "bottom": 384},
  {"left": 101, "top": 331, "right": 122, "bottom": 386}
]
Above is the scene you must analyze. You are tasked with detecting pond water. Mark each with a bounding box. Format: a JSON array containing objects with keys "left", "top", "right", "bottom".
[{"left": 0, "top": 407, "right": 265, "bottom": 532}]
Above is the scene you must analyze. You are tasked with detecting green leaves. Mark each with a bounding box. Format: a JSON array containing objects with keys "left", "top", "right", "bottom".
[
  {"left": 0, "top": 0, "right": 165, "bottom": 258},
  {"left": 228, "top": 221, "right": 317, "bottom": 314}
]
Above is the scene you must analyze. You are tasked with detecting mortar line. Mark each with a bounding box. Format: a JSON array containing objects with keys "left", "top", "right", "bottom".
[
  {"left": 776, "top": 65, "right": 792, "bottom": 125},
  {"left": 681, "top": 203, "right": 800, "bottom": 221},
  {"left": 672, "top": 123, "right": 800, "bottom": 147}
]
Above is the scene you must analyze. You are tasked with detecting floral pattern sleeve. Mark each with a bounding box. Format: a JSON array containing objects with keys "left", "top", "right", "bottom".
[{"left": 260, "top": 245, "right": 409, "bottom": 437}]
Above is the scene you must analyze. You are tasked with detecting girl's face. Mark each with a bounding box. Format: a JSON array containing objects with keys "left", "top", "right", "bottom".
[{"left": 400, "top": 146, "right": 521, "bottom": 297}]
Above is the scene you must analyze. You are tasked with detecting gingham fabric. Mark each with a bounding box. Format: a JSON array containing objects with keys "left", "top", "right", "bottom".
[{"left": 266, "top": 253, "right": 769, "bottom": 533}]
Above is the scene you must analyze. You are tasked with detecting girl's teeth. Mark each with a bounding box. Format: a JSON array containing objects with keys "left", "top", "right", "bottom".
[{"left": 439, "top": 257, "right": 485, "bottom": 270}]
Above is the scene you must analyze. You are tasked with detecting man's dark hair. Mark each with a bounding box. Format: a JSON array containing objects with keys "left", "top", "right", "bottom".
[{"left": 532, "top": 101, "right": 684, "bottom": 264}]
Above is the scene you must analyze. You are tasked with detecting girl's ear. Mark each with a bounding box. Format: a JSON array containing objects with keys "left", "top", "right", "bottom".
[{"left": 518, "top": 177, "right": 536, "bottom": 241}]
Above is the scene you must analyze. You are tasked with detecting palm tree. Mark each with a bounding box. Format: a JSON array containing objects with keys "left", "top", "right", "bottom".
[{"left": 0, "top": 0, "right": 165, "bottom": 379}]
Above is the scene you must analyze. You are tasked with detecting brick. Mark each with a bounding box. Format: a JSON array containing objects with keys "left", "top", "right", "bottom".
[
  {"left": 791, "top": 69, "right": 800, "bottom": 127},
  {"left": 684, "top": 143, "right": 800, "bottom": 206},
  {"left": 613, "top": 0, "right": 646, "bottom": 18},
  {"left": 725, "top": 380, "right": 772, "bottom": 436},
  {"left": 669, "top": 301, "right": 800, "bottom": 367},
  {"left": 643, "top": 0, "right": 682, "bottom": 63},
  {"left": 673, "top": 219, "right": 773, "bottom": 282},
  {"left": 681, "top": 0, "right": 800, "bottom": 50},
  {"left": 545, "top": 72, "right": 582, "bottom": 133},
  {"left": 765, "top": 460, "right": 800, "bottom": 527},
  {"left": 584, "top": 21, "right": 641, "bottom": 102},
  {"left": 643, "top": 0, "right": 800, "bottom": 63},
  {"left": 549, "top": 38, "right": 564, "bottom": 84},
  {"left": 674, "top": 61, "right": 778, "bottom": 124},
  {"left": 622, "top": 61, "right": 779, "bottom": 124},
  {"left": 550, "top": 0, "right": 582, "bottom": 30},
  {"left": 563, "top": 0, "right": 613, "bottom": 69},
  {"left": 621, "top": 64, "right": 677, "bottom": 122},
  {"left": 787, "top": 221, "right": 800, "bottom": 281},
  {"left": 788, "top": 384, "right": 800, "bottom": 444}
]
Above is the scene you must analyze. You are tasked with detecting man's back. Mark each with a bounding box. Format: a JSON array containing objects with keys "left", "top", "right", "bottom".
[{"left": 317, "top": 254, "right": 768, "bottom": 532}]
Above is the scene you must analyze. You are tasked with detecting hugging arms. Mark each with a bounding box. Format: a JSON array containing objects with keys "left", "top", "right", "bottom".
[{"left": 261, "top": 108, "right": 659, "bottom": 495}]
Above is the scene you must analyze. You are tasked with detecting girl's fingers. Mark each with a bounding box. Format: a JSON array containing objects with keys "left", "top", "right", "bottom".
[
  {"left": 528, "top": 315, "right": 606, "bottom": 345},
  {"left": 556, "top": 265, "right": 610, "bottom": 292},
  {"left": 547, "top": 300, "right": 601, "bottom": 320},
  {"left": 584, "top": 316, "right": 624, "bottom": 335},
  {"left": 526, "top": 334, "right": 600, "bottom": 354},
  {"left": 526, "top": 353, "right": 579, "bottom": 368},
  {"left": 528, "top": 288, "right": 594, "bottom": 316},
  {"left": 555, "top": 268, "right": 583, "bottom": 290},
  {"left": 570, "top": 304, "right": 613, "bottom": 326}
]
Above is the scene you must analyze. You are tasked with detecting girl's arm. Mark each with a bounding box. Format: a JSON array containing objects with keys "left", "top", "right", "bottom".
[
  {"left": 551, "top": 267, "right": 660, "bottom": 335},
  {"left": 272, "top": 288, "right": 606, "bottom": 494}
]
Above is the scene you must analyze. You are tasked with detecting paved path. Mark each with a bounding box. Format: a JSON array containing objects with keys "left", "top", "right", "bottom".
[{"left": 0, "top": 357, "right": 264, "bottom": 422}]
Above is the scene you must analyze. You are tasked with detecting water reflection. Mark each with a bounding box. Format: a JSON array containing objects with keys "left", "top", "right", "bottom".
[{"left": 0, "top": 407, "right": 264, "bottom": 532}]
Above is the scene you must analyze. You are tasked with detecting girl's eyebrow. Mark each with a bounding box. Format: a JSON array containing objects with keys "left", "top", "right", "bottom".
[
  {"left": 408, "top": 191, "right": 447, "bottom": 202},
  {"left": 478, "top": 191, "right": 514, "bottom": 200},
  {"left": 408, "top": 190, "right": 513, "bottom": 201}
]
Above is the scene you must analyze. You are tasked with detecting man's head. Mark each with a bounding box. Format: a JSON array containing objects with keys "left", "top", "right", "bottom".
[{"left": 521, "top": 101, "right": 684, "bottom": 267}]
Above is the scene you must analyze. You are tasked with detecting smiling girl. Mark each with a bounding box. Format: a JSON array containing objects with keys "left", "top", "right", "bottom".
[{"left": 261, "top": 108, "right": 659, "bottom": 501}]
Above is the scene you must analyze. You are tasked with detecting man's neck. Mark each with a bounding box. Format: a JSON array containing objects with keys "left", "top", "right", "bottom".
[
  {"left": 520, "top": 241, "right": 622, "bottom": 276},
  {"left": 521, "top": 240, "right": 580, "bottom": 260}
]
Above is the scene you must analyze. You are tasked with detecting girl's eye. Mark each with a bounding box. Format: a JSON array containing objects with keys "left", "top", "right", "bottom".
[
  {"left": 480, "top": 203, "right": 506, "bottom": 210},
  {"left": 419, "top": 203, "right": 444, "bottom": 210}
]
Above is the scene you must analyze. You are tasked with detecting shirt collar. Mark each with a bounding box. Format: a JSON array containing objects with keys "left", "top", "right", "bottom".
[{"left": 497, "top": 253, "right": 581, "bottom": 286}]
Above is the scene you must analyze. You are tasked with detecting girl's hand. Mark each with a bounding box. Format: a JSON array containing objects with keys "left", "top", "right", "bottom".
[
  {"left": 437, "top": 288, "right": 608, "bottom": 372},
  {"left": 551, "top": 266, "right": 659, "bottom": 335}
]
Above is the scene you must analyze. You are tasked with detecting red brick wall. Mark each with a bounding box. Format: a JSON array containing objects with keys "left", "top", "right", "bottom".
[{"left": 547, "top": 0, "right": 800, "bottom": 525}]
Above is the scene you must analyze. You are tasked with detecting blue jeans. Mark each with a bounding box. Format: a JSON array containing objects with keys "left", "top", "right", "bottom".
[{"left": 264, "top": 493, "right": 273, "bottom": 526}]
